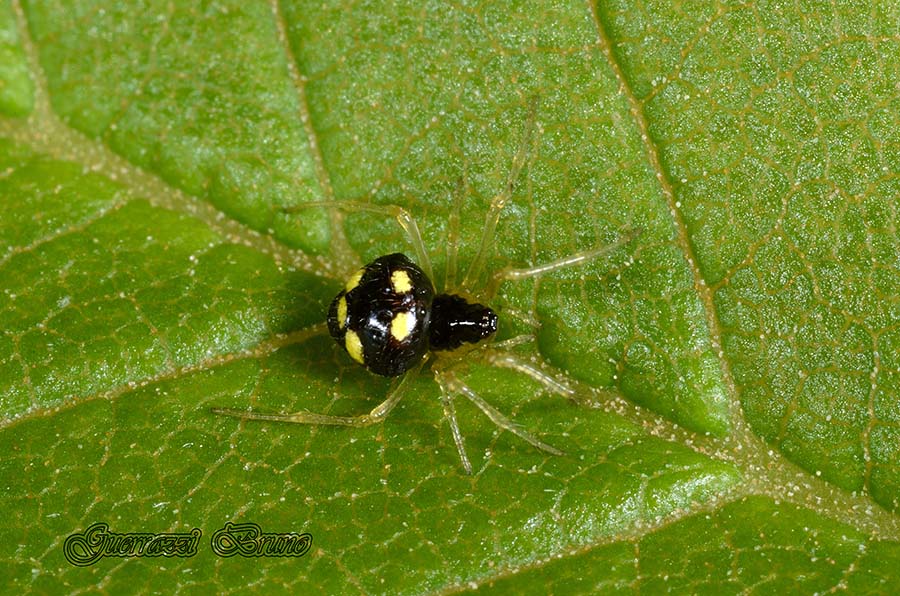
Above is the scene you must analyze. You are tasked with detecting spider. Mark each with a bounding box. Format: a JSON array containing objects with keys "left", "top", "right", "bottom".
[{"left": 213, "top": 110, "right": 638, "bottom": 474}]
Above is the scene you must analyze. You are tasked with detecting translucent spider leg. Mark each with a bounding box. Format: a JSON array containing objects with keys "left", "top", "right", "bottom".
[
  {"left": 433, "top": 371, "right": 472, "bottom": 474},
  {"left": 482, "top": 352, "right": 575, "bottom": 398},
  {"left": 487, "top": 333, "right": 539, "bottom": 351},
  {"left": 438, "top": 369, "right": 564, "bottom": 462},
  {"left": 281, "top": 200, "right": 434, "bottom": 282},
  {"left": 460, "top": 99, "right": 538, "bottom": 294},
  {"left": 484, "top": 227, "right": 642, "bottom": 301},
  {"left": 443, "top": 177, "right": 466, "bottom": 293},
  {"left": 212, "top": 359, "right": 423, "bottom": 428},
  {"left": 496, "top": 306, "right": 541, "bottom": 329}
]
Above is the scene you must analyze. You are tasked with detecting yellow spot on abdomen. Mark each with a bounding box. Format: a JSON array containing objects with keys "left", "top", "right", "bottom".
[
  {"left": 391, "top": 269, "right": 412, "bottom": 293},
  {"left": 336, "top": 296, "right": 348, "bottom": 329},
  {"left": 390, "top": 311, "right": 414, "bottom": 342},
  {"left": 345, "top": 330, "right": 365, "bottom": 364},
  {"left": 345, "top": 268, "right": 364, "bottom": 292}
]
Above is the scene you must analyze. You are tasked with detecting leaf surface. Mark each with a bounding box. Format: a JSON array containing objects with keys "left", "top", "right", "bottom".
[{"left": 1, "top": 0, "right": 899, "bottom": 593}]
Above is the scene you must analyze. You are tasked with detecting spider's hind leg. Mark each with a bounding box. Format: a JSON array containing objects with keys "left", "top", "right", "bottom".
[
  {"left": 281, "top": 200, "right": 434, "bottom": 281},
  {"left": 213, "top": 363, "right": 420, "bottom": 428}
]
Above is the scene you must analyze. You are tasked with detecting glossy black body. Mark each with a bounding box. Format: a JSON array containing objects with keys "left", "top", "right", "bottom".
[
  {"left": 428, "top": 294, "right": 497, "bottom": 351},
  {"left": 327, "top": 253, "right": 498, "bottom": 377},
  {"left": 328, "top": 253, "right": 433, "bottom": 376}
]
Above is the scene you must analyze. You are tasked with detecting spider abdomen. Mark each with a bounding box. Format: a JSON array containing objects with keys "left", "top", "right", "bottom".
[
  {"left": 327, "top": 253, "right": 498, "bottom": 377},
  {"left": 328, "top": 253, "right": 434, "bottom": 377}
]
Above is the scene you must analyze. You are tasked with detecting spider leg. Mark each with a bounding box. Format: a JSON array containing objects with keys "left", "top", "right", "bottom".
[
  {"left": 496, "top": 306, "right": 541, "bottom": 329},
  {"left": 485, "top": 227, "right": 642, "bottom": 300},
  {"left": 281, "top": 200, "right": 433, "bottom": 282},
  {"left": 485, "top": 333, "right": 537, "bottom": 351},
  {"left": 442, "top": 371, "right": 564, "bottom": 456},
  {"left": 460, "top": 99, "right": 538, "bottom": 294},
  {"left": 434, "top": 371, "right": 472, "bottom": 474},
  {"left": 212, "top": 362, "right": 420, "bottom": 428},
  {"left": 444, "top": 177, "right": 465, "bottom": 293},
  {"left": 482, "top": 351, "right": 575, "bottom": 398}
]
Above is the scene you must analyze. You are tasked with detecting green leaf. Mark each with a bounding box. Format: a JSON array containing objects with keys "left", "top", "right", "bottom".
[
  {"left": 1, "top": 0, "right": 898, "bottom": 593},
  {"left": 477, "top": 496, "right": 900, "bottom": 594},
  {"left": 0, "top": 0, "right": 31, "bottom": 116}
]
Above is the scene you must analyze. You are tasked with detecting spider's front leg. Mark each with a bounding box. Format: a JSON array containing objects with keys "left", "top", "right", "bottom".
[
  {"left": 483, "top": 227, "right": 642, "bottom": 302},
  {"left": 431, "top": 364, "right": 564, "bottom": 474}
]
